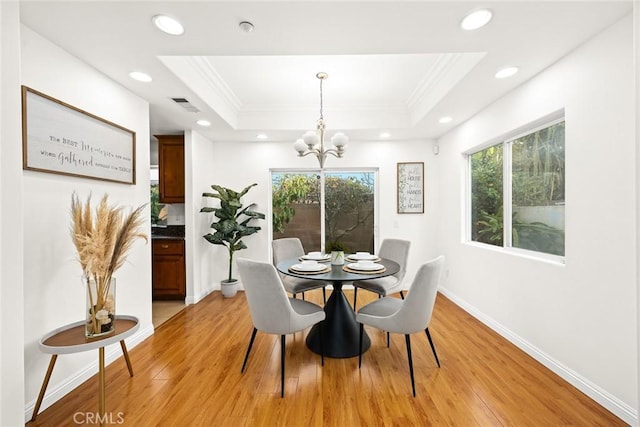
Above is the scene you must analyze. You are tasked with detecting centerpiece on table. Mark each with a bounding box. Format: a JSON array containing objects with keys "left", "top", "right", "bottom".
[
  {"left": 70, "top": 193, "right": 147, "bottom": 338},
  {"left": 325, "top": 241, "right": 349, "bottom": 265}
]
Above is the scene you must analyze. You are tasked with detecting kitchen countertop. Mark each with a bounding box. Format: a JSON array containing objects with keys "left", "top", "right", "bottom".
[
  {"left": 151, "top": 225, "right": 185, "bottom": 240},
  {"left": 152, "top": 235, "right": 184, "bottom": 240}
]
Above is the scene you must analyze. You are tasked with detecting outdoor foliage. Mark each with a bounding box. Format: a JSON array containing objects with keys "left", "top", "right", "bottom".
[
  {"left": 272, "top": 174, "right": 319, "bottom": 233},
  {"left": 471, "top": 144, "right": 504, "bottom": 245},
  {"left": 324, "top": 174, "right": 374, "bottom": 248}
]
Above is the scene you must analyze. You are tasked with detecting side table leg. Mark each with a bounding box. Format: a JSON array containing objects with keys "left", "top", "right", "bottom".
[
  {"left": 119, "top": 340, "right": 134, "bottom": 376},
  {"left": 99, "top": 347, "right": 105, "bottom": 427},
  {"left": 31, "top": 354, "right": 58, "bottom": 422}
]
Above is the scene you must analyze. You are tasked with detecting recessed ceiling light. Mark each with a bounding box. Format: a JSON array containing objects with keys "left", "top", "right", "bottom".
[
  {"left": 461, "top": 9, "right": 493, "bottom": 31},
  {"left": 256, "top": 134, "right": 268, "bottom": 140},
  {"left": 379, "top": 132, "right": 391, "bottom": 139},
  {"left": 129, "top": 71, "right": 152, "bottom": 82},
  {"left": 152, "top": 14, "right": 184, "bottom": 36},
  {"left": 438, "top": 116, "right": 453, "bottom": 124},
  {"left": 196, "top": 119, "right": 211, "bottom": 127},
  {"left": 495, "top": 66, "right": 519, "bottom": 79},
  {"left": 239, "top": 21, "right": 254, "bottom": 33}
]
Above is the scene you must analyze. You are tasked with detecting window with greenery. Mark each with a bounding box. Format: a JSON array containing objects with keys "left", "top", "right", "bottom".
[
  {"left": 272, "top": 170, "right": 376, "bottom": 253},
  {"left": 469, "top": 119, "right": 565, "bottom": 257}
]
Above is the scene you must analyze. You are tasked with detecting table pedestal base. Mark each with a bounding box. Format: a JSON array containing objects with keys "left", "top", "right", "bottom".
[{"left": 306, "top": 282, "right": 370, "bottom": 358}]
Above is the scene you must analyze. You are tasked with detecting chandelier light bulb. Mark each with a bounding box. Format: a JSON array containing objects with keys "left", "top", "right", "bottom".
[{"left": 294, "top": 139, "right": 308, "bottom": 154}]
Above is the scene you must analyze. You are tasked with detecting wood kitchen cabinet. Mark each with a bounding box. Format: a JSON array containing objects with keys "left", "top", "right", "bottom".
[
  {"left": 152, "top": 239, "right": 186, "bottom": 300},
  {"left": 156, "top": 134, "right": 185, "bottom": 203}
]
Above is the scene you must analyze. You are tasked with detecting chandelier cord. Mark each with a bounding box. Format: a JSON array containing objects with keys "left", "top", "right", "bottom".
[{"left": 319, "top": 76, "right": 324, "bottom": 122}]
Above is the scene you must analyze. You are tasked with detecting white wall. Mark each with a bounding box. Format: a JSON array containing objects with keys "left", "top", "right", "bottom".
[
  {"left": 436, "top": 15, "right": 637, "bottom": 423},
  {"left": 185, "top": 134, "right": 438, "bottom": 297},
  {"left": 185, "top": 129, "right": 220, "bottom": 303},
  {"left": 635, "top": 2, "right": 640, "bottom": 421},
  {"left": 20, "top": 26, "right": 154, "bottom": 419},
  {"left": 1, "top": 2, "right": 26, "bottom": 425}
]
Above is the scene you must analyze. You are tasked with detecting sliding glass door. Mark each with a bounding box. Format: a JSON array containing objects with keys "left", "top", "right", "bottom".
[{"left": 271, "top": 169, "right": 377, "bottom": 253}]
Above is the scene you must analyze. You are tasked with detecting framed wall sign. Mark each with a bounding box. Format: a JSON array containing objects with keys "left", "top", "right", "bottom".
[
  {"left": 21, "top": 86, "right": 136, "bottom": 184},
  {"left": 397, "top": 162, "right": 424, "bottom": 214}
]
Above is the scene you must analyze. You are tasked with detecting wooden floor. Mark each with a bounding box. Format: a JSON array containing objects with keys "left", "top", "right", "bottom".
[{"left": 28, "top": 289, "right": 625, "bottom": 426}]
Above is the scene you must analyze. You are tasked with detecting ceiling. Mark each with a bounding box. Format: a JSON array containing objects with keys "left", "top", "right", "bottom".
[{"left": 19, "top": 1, "right": 632, "bottom": 146}]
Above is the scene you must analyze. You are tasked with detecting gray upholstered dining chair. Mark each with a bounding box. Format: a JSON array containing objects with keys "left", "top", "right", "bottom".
[
  {"left": 272, "top": 237, "right": 327, "bottom": 303},
  {"left": 356, "top": 256, "right": 444, "bottom": 397},
  {"left": 352, "top": 238, "right": 410, "bottom": 310},
  {"left": 236, "top": 257, "right": 325, "bottom": 398}
]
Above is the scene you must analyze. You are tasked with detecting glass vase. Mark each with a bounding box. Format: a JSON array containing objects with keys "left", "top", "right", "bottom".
[{"left": 84, "top": 275, "right": 116, "bottom": 338}]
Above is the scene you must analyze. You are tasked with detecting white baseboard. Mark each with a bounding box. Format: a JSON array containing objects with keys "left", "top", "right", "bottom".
[
  {"left": 438, "top": 287, "right": 637, "bottom": 426},
  {"left": 24, "top": 323, "right": 154, "bottom": 423}
]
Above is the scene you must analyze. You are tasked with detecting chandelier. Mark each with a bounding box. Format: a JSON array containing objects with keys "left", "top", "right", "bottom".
[{"left": 293, "top": 72, "right": 348, "bottom": 168}]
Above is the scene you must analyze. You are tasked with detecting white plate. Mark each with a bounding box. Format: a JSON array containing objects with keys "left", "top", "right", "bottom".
[
  {"left": 346, "top": 254, "right": 379, "bottom": 261},
  {"left": 347, "top": 262, "right": 384, "bottom": 271},
  {"left": 291, "top": 263, "right": 327, "bottom": 272},
  {"left": 302, "top": 254, "right": 330, "bottom": 261}
]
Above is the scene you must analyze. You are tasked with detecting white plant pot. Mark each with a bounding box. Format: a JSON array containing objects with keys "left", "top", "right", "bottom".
[
  {"left": 330, "top": 251, "right": 345, "bottom": 265},
  {"left": 221, "top": 279, "right": 239, "bottom": 298}
]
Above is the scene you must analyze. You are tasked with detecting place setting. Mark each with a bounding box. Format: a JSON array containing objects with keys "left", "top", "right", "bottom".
[
  {"left": 345, "top": 251, "right": 381, "bottom": 263},
  {"left": 289, "top": 259, "right": 331, "bottom": 274},
  {"left": 343, "top": 258, "right": 386, "bottom": 274},
  {"left": 299, "top": 251, "right": 331, "bottom": 262}
]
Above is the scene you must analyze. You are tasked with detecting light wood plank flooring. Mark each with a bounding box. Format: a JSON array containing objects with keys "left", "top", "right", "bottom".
[{"left": 28, "top": 290, "right": 625, "bottom": 426}]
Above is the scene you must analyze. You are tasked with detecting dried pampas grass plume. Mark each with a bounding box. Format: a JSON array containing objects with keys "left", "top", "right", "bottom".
[{"left": 70, "top": 192, "right": 148, "bottom": 283}]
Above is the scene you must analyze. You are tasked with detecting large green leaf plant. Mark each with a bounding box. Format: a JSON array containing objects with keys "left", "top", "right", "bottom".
[{"left": 200, "top": 183, "right": 265, "bottom": 282}]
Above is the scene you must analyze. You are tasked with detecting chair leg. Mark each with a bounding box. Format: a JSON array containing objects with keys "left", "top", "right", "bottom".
[
  {"left": 292, "top": 293, "right": 297, "bottom": 299},
  {"left": 302, "top": 292, "right": 305, "bottom": 301},
  {"left": 405, "top": 334, "right": 416, "bottom": 397},
  {"left": 322, "top": 287, "right": 326, "bottom": 304},
  {"left": 241, "top": 327, "right": 258, "bottom": 373},
  {"left": 319, "top": 321, "right": 324, "bottom": 366},
  {"left": 425, "top": 327, "right": 440, "bottom": 368},
  {"left": 280, "top": 334, "right": 286, "bottom": 398},
  {"left": 387, "top": 332, "right": 390, "bottom": 348},
  {"left": 358, "top": 323, "right": 364, "bottom": 368},
  {"left": 399, "top": 290, "right": 405, "bottom": 300},
  {"left": 353, "top": 287, "right": 358, "bottom": 311}
]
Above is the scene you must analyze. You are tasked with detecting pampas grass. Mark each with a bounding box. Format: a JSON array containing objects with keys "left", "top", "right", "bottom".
[{"left": 71, "top": 192, "right": 147, "bottom": 335}]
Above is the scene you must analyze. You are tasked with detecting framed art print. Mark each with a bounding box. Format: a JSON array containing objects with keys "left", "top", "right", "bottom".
[
  {"left": 397, "top": 162, "right": 424, "bottom": 214},
  {"left": 22, "top": 86, "right": 136, "bottom": 184}
]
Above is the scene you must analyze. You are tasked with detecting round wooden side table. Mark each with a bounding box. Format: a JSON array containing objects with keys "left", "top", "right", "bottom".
[{"left": 31, "top": 315, "right": 139, "bottom": 425}]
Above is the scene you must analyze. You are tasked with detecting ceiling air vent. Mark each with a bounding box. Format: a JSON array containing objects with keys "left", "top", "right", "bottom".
[{"left": 171, "top": 97, "right": 200, "bottom": 113}]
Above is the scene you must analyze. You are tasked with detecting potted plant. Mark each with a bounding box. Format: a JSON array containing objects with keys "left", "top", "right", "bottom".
[
  {"left": 325, "top": 241, "right": 349, "bottom": 265},
  {"left": 201, "top": 183, "right": 265, "bottom": 297}
]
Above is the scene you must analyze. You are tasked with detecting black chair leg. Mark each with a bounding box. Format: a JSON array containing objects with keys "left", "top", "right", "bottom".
[
  {"left": 353, "top": 287, "right": 358, "bottom": 311},
  {"left": 405, "top": 334, "right": 416, "bottom": 397},
  {"left": 319, "top": 321, "right": 324, "bottom": 366},
  {"left": 358, "top": 323, "right": 364, "bottom": 368},
  {"left": 387, "top": 332, "right": 390, "bottom": 348},
  {"left": 241, "top": 327, "right": 257, "bottom": 373},
  {"left": 425, "top": 327, "right": 440, "bottom": 368},
  {"left": 292, "top": 293, "right": 297, "bottom": 299},
  {"left": 280, "top": 334, "right": 286, "bottom": 398},
  {"left": 322, "top": 287, "right": 326, "bottom": 304},
  {"left": 400, "top": 290, "right": 405, "bottom": 300},
  {"left": 302, "top": 292, "right": 305, "bottom": 301}
]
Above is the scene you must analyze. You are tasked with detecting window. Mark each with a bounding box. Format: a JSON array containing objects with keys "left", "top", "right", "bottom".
[
  {"left": 271, "top": 170, "right": 377, "bottom": 253},
  {"left": 469, "top": 119, "right": 565, "bottom": 257}
]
